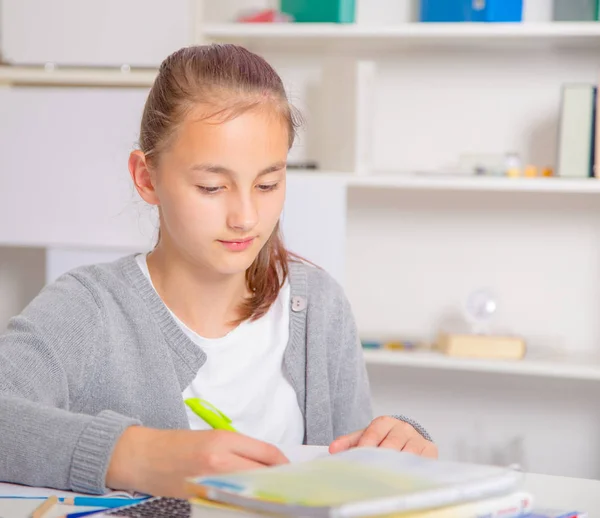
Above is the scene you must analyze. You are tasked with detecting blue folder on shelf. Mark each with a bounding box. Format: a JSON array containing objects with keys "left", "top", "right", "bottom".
[{"left": 420, "top": 0, "right": 523, "bottom": 23}]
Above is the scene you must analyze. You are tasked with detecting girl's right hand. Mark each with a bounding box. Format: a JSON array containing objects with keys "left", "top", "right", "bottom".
[{"left": 106, "top": 426, "right": 289, "bottom": 498}]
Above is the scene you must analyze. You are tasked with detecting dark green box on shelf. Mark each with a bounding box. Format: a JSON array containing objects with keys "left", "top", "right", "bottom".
[
  {"left": 553, "top": 0, "right": 598, "bottom": 21},
  {"left": 280, "top": 0, "right": 355, "bottom": 23}
]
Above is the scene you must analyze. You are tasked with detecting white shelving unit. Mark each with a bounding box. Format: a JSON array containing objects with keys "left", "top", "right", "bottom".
[
  {"left": 204, "top": 22, "right": 600, "bottom": 49},
  {"left": 0, "top": 66, "right": 157, "bottom": 87},
  {"left": 289, "top": 171, "right": 600, "bottom": 194},
  {"left": 363, "top": 349, "right": 600, "bottom": 381}
]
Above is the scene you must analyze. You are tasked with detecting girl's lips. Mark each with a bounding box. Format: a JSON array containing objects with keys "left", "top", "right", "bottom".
[{"left": 218, "top": 238, "right": 255, "bottom": 252}]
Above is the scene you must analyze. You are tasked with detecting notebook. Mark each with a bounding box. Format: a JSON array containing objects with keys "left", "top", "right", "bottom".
[{"left": 186, "top": 447, "right": 523, "bottom": 517}]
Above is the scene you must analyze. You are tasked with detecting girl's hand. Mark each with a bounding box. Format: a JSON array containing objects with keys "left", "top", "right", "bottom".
[
  {"left": 329, "top": 416, "right": 438, "bottom": 458},
  {"left": 107, "top": 426, "right": 289, "bottom": 498}
]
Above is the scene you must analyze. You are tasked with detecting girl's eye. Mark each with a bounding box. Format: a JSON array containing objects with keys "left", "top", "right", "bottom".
[
  {"left": 198, "top": 186, "right": 223, "bottom": 194},
  {"left": 257, "top": 183, "right": 279, "bottom": 192}
]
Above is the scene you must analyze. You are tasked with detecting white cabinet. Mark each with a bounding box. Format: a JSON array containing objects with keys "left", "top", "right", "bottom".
[
  {"left": 0, "top": 86, "right": 156, "bottom": 249},
  {"left": 1, "top": 0, "right": 194, "bottom": 67},
  {"left": 281, "top": 174, "right": 347, "bottom": 285}
]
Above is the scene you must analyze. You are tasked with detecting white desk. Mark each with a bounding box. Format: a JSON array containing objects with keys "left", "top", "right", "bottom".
[
  {"left": 1, "top": 473, "right": 599, "bottom": 518},
  {"left": 522, "top": 472, "right": 600, "bottom": 514}
]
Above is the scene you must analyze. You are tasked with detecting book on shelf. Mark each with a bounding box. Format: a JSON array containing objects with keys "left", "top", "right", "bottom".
[
  {"left": 556, "top": 79, "right": 600, "bottom": 180},
  {"left": 557, "top": 84, "right": 596, "bottom": 179},
  {"left": 553, "top": 0, "right": 599, "bottom": 21}
]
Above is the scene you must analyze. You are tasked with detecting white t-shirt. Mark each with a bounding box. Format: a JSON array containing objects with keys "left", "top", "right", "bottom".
[{"left": 136, "top": 254, "right": 304, "bottom": 445}]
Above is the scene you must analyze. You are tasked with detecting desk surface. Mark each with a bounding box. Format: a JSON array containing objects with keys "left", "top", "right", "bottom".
[
  {"left": 522, "top": 472, "right": 600, "bottom": 514},
  {"left": 1, "top": 473, "right": 599, "bottom": 518}
]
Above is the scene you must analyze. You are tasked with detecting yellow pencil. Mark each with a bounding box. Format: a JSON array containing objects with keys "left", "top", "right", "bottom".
[{"left": 31, "top": 495, "right": 58, "bottom": 518}]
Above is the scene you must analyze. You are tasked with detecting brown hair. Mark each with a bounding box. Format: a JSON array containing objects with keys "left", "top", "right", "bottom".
[{"left": 138, "top": 44, "right": 302, "bottom": 324}]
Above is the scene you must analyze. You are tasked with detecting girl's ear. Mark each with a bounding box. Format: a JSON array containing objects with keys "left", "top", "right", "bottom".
[{"left": 129, "top": 150, "right": 160, "bottom": 206}]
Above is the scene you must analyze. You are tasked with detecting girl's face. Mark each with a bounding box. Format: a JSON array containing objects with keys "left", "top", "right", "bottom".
[{"left": 143, "top": 106, "right": 288, "bottom": 277}]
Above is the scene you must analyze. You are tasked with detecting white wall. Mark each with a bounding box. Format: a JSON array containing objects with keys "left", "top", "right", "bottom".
[
  {"left": 346, "top": 188, "right": 600, "bottom": 354},
  {"left": 1, "top": 0, "right": 193, "bottom": 66},
  {"left": 0, "top": 247, "right": 46, "bottom": 331},
  {"left": 344, "top": 186, "right": 600, "bottom": 478},
  {"left": 0, "top": 86, "right": 156, "bottom": 249},
  {"left": 261, "top": 45, "right": 600, "bottom": 174},
  {"left": 369, "top": 364, "right": 600, "bottom": 479},
  {"left": 373, "top": 48, "right": 598, "bottom": 173}
]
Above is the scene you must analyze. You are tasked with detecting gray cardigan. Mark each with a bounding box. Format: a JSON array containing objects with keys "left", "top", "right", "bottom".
[{"left": 0, "top": 256, "right": 430, "bottom": 494}]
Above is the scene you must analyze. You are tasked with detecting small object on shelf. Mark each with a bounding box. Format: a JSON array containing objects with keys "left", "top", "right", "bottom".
[
  {"left": 524, "top": 165, "right": 538, "bottom": 178},
  {"left": 435, "top": 332, "right": 526, "bottom": 360},
  {"left": 361, "top": 339, "right": 423, "bottom": 351},
  {"left": 382, "top": 340, "right": 422, "bottom": 351},
  {"left": 438, "top": 287, "right": 526, "bottom": 359},
  {"left": 504, "top": 152, "right": 522, "bottom": 177},
  {"left": 361, "top": 340, "right": 382, "bottom": 349},
  {"left": 456, "top": 153, "right": 507, "bottom": 176},
  {"left": 542, "top": 167, "right": 554, "bottom": 177},
  {"left": 236, "top": 9, "right": 293, "bottom": 23},
  {"left": 280, "top": 0, "right": 355, "bottom": 23},
  {"left": 420, "top": 0, "right": 523, "bottom": 23},
  {"left": 553, "top": 0, "right": 598, "bottom": 21},
  {"left": 465, "top": 287, "right": 498, "bottom": 335}
]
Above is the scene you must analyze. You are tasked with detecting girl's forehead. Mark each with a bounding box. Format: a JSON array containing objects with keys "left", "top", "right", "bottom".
[
  {"left": 160, "top": 108, "right": 289, "bottom": 170},
  {"left": 175, "top": 107, "right": 289, "bottom": 149}
]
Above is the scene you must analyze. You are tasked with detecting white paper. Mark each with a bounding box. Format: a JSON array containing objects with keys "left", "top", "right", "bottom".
[{"left": 277, "top": 444, "right": 330, "bottom": 464}]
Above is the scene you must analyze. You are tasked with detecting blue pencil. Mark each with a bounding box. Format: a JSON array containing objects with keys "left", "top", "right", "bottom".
[
  {"left": 0, "top": 496, "right": 146, "bottom": 508},
  {"left": 60, "top": 510, "right": 106, "bottom": 518},
  {"left": 61, "top": 496, "right": 147, "bottom": 508}
]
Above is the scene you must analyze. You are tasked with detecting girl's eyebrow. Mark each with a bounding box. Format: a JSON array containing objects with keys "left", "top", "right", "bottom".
[{"left": 189, "top": 161, "right": 287, "bottom": 177}]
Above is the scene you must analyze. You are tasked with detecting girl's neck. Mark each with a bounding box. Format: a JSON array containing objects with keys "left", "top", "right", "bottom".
[{"left": 146, "top": 245, "right": 250, "bottom": 339}]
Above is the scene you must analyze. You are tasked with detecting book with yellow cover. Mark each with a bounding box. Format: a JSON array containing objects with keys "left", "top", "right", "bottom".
[{"left": 186, "top": 448, "right": 523, "bottom": 517}]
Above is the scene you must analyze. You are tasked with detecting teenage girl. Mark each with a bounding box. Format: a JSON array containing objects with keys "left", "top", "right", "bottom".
[{"left": 0, "top": 44, "right": 436, "bottom": 498}]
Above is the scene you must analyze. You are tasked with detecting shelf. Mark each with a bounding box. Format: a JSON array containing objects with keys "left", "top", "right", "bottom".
[
  {"left": 0, "top": 66, "right": 158, "bottom": 87},
  {"left": 204, "top": 22, "right": 600, "bottom": 50},
  {"left": 287, "top": 171, "right": 600, "bottom": 194},
  {"left": 363, "top": 349, "right": 600, "bottom": 381}
]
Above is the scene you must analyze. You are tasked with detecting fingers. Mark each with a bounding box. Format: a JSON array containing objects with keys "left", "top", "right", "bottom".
[
  {"left": 357, "top": 417, "right": 395, "bottom": 448},
  {"left": 378, "top": 429, "right": 410, "bottom": 451},
  {"left": 329, "top": 429, "right": 363, "bottom": 454},
  {"left": 397, "top": 437, "right": 424, "bottom": 456},
  {"left": 382, "top": 434, "right": 438, "bottom": 459},
  {"left": 331, "top": 418, "right": 438, "bottom": 460},
  {"left": 229, "top": 433, "right": 289, "bottom": 466},
  {"left": 421, "top": 442, "right": 439, "bottom": 459}
]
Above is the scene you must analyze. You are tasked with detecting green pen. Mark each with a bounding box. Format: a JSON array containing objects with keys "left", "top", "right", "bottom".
[{"left": 184, "top": 398, "right": 238, "bottom": 432}]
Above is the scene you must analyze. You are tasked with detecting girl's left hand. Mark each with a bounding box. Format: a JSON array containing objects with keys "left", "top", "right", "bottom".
[{"left": 329, "top": 416, "right": 438, "bottom": 458}]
